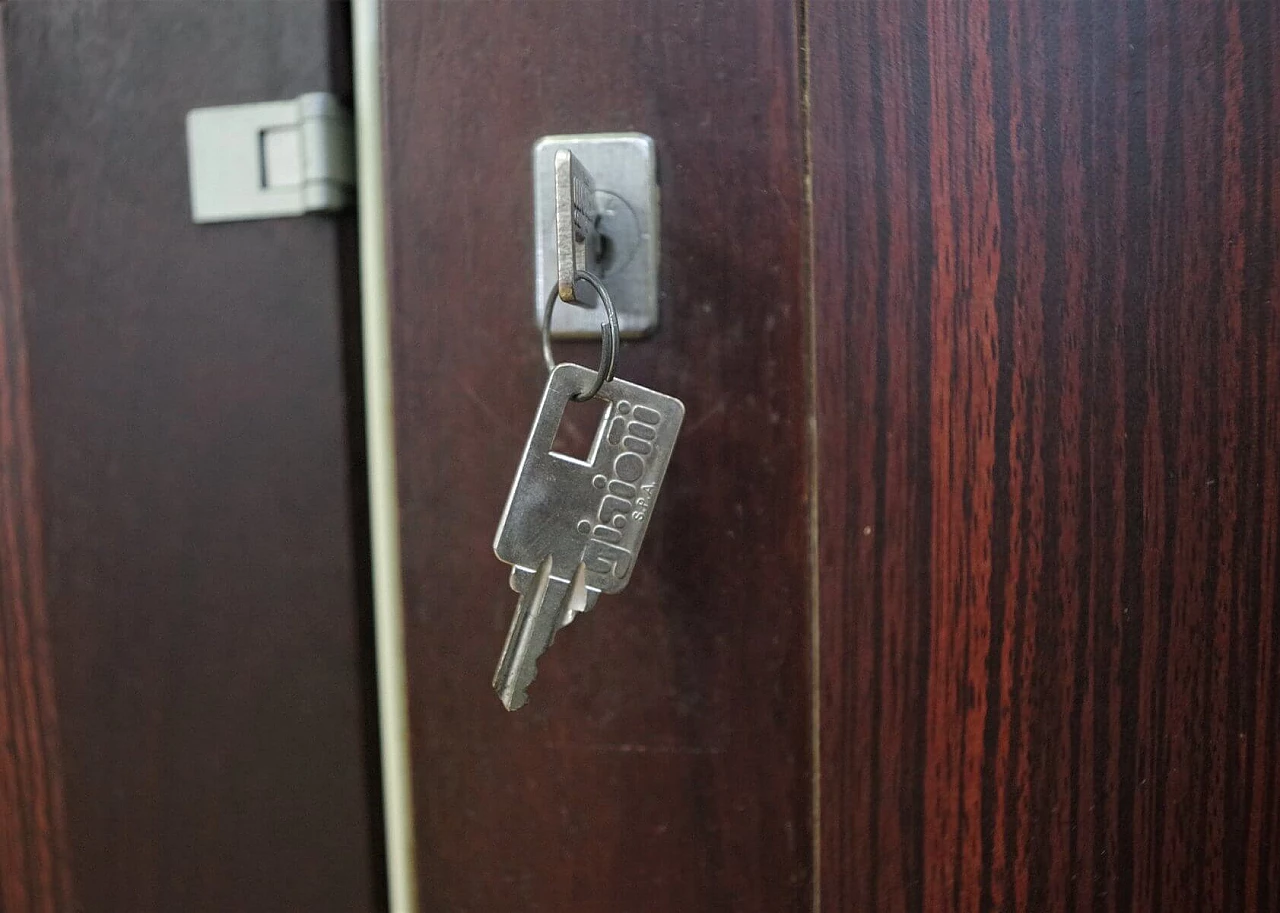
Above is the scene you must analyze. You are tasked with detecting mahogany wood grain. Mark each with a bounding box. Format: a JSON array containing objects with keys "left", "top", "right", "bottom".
[
  {"left": 1, "top": 4, "right": 383, "bottom": 910},
  {"left": 811, "top": 0, "right": 1280, "bottom": 910},
  {"left": 380, "top": 1, "right": 811, "bottom": 909}
]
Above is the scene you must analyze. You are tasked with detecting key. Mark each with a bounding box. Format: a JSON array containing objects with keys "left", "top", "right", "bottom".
[
  {"left": 553, "top": 148, "right": 601, "bottom": 304},
  {"left": 492, "top": 362, "right": 684, "bottom": 710}
]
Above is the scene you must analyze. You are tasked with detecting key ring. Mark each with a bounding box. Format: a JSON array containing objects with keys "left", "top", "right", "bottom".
[{"left": 541, "top": 270, "right": 620, "bottom": 401}]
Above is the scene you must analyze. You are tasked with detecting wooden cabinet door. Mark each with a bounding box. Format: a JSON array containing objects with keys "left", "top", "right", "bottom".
[
  {"left": 0, "top": 5, "right": 383, "bottom": 911},
  {"left": 378, "top": 2, "right": 811, "bottom": 910}
]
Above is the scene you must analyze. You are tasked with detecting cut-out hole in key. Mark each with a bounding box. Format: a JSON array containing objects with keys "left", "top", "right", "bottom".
[{"left": 549, "top": 394, "right": 609, "bottom": 462}]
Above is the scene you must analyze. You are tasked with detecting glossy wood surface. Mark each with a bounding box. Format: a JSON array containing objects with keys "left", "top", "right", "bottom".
[
  {"left": 0, "top": 4, "right": 384, "bottom": 910},
  {"left": 812, "top": 0, "right": 1280, "bottom": 909},
  {"left": 380, "top": 1, "right": 811, "bottom": 909}
]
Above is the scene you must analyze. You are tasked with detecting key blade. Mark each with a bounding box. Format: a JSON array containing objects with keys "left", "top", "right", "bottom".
[
  {"left": 492, "top": 557, "right": 564, "bottom": 711},
  {"left": 493, "top": 559, "right": 603, "bottom": 711},
  {"left": 558, "top": 562, "right": 601, "bottom": 628}
]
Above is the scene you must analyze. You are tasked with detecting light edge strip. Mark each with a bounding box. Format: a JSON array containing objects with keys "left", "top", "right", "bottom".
[{"left": 351, "top": 0, "right": 420, "bottom": 910}]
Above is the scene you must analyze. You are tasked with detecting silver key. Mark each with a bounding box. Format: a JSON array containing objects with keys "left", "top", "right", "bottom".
[
  {"left": 553, "top": 148, "right": 601, "bottom": 304},
  {"left": 492, "top": 362, "right": 684, "bottom": 710}
]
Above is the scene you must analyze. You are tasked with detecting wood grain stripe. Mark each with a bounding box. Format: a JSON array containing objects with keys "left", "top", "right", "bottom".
[{"left": 812, "top": 0, "right": 1280, "bottom": 909}]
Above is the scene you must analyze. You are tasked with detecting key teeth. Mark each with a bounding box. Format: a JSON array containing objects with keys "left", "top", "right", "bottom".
[
  {"left": 492, "top": 556, "right": 554, "bottom": 711},
  {"left": 496, "top": 558, "right": 591, "bottom": 706},
  {"left": 559, "top": 562, "right": 590, "bottom": 627},
  {"left": 492, "top": 560, "right": 599, "bottom": 711},
  {"left": 496, "top": 660, "right": 535, "bottom": 712},
  {"left": 499, "top": 686, "right": 529, "bottom": 712},
  {"left": 497, "top": 625, "right": 559, "bottom": 711},
  {"left": 497, "top": 633, "right": 551, "bottom": 712}
]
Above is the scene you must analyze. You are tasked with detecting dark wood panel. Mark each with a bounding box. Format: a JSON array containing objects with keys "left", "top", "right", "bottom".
[
  {"left": 0, "top": 17, "right": 73, "bottom": 913},
  {"left": 381, "top": 1, "right": 810, "bottom": 909},
  {"left": 813, "top": 0, "right": 1280, "bottom": 910},
  {"left": 3, "top": 3, "right": 383, "bottom": 911}
]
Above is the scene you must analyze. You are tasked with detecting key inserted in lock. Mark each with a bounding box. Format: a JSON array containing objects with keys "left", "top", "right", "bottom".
[
  {"left": 534, "top": 133, "right": 660, "bottom": 339},
  {"left": 554, "top": 149, "right": 601, "bottom": 303}
]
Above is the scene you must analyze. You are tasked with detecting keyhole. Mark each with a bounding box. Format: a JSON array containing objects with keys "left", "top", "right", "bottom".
[
  {"left": 594, "top": 229, "right": 615, "bottom": 275},
  {"left": 592, "top": 190, "right": 641, "bottom": 278}
]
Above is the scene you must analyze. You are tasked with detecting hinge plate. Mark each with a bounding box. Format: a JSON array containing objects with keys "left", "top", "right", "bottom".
[{"left": 186, "top": 92, "right": 354, "bottom": 224}]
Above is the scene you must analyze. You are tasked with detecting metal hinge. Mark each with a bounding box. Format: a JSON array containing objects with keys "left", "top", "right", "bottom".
[{"left": 186, "top": 92, "right": 354, "bottom": 224}]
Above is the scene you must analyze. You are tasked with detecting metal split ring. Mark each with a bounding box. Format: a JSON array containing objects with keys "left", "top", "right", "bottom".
[{"left": 541, "top": 270, "right": 620, "bottom": 402}]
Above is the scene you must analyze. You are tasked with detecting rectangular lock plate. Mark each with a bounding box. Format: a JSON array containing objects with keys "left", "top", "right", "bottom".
[
  {"left": 533, "top": 133, "right": 660, "bottom": 339},
  {"left": 186, "top": 93, "right": 354, "bottom": 223}
]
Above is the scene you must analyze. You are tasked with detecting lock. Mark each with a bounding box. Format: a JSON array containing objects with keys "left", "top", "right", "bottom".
[{"left": 533, "top": 133, "right": 660, "bottom": 339}]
